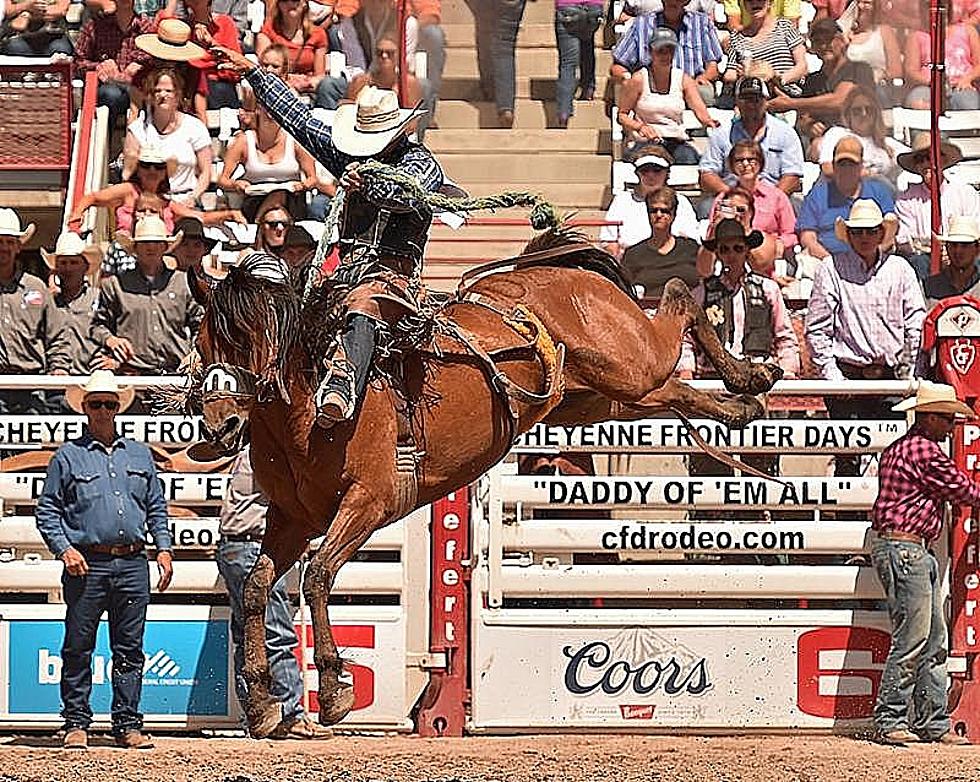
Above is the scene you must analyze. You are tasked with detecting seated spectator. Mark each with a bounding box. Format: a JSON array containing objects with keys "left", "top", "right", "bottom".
[
  {"left": 1, "top": 0, "right": 73, "bottom": 55},
  {"left": 924, "top": 216, "right": 980, "bottom": 306},
  {"left": 90, "top": 214, "right": 204, "bottom": 375},
  {"left": 895, "top": 135, "right": 980, "bottom": 280},
  {"left": 768, "top": 19, "right": 875, "bottom": 154},
  {"left": 123, "top": 66, "right": 213, "bottom": 206},
  {"left": 74, "top": 0, "right": 154, "bottom": 129},
  {"left": 346, "top": 35, "right": 426, "bottom": 129},
  {"left": 722, "top": 0, "right": 808, "bottom": 101},
  {"left": 904, "top": 0, "right": 980, "bottom": 110},
  {"left": 281, "top": 224, "right": 317, "bottom": 267},
  {"left": 723, "top": 0, "right": 798, "bottom": 32},
  {"left": 700, "top": 186, "right": 782, "bottom": 274},
  {"left": 184, "top": 3, "right": 243, "bottom": 118},
  {"left": 611, "top": 0, "right": 723, "bottom": 106},
  {"left": 169, "top": 216, "right": 216, "bottom": 272},
  {"left": 796, "top": 136, "right": 895, "bottom": 264},
  {"left": 818, "top": 86, "right": 906, "bottom": 186},
  {"left": 256, "top": 0, "right": 331, "bottom": 105},
  {"left": 842, "top": 0, "right": 903, "bottom": 109},
  {"left": 679, "top": 218, "right": 799, "bottom": 379},
  {"left": 699, "top": 77, "right": 804, "bottom": 202},
  {"left": 804, "top": 199, "right": 923, "bottom": 473},
  {"left": 218, "top": 96, "right": 329, "bottom": 222},
  {"left": 620, "top": 186, "right": 701, "bottom": 300},
  {"left": 253, "top": 200, "right": 293, "bottom": 258},
  {"left": 554, "top": 0, "right": 604, "bottom": 128},
  {"left": 44, "top": 232, "right": 104, "bottom": 376},
  {"left": 600, "top": 144, "right": 699, "bottom": 257},
  {"left": 703, "top": 140, "right": 797, "bottom": 273},
  {"left": 617, "top": 27, "right": 719, "bottom": 164},
  {"left": 0, "top": 209, "right": 70, "bottom": 414}
]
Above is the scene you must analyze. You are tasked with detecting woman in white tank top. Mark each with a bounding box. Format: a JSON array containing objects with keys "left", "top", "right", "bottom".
[
  {"left": 844, "top": 0, "right": 903, "bottom": 107},
  {"left": 616, "top": 28, "right": 719, "bottom": 164}
]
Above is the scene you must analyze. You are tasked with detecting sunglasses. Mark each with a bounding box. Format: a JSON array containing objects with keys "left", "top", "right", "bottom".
[
  {"left": 263, "top": 220, "right": 291, "bottom": 229},
  {"left": 375, "top": 48, "right": 397, "bottom": 58},
  {"left": 647, "top": 207, "right": 673, "bottom": 215},
  {"left": 848, "top": 105, "right": 873, "bottom": 117},
  {"left": 139, "top": 161, "right": 166, "bottom": 170},
  {"left": 717, "top": 243, "right": 747, "bottom": 253},
  {"left": 87, "top": 399, "right": 120, "bottom": 411},
  {"left": 847, "top": 226, "right": 880, "bottom": 235}
]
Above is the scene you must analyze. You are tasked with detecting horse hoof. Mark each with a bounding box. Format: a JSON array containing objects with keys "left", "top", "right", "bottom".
[
  {"left": 247, "top": 701, "right": 283, "bottom": 739},
  {"left": 317, "top": 684, "right": 355, "bottom": 726},
  {"left": 731, "top": 394, "right": 765, "bottom": 427}
]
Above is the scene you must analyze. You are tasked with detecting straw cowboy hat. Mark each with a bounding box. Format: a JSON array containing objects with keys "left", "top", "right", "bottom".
[
  {"left": 936, "top": 215, "right": 980, "bottom": 244},
  {"left": 332, "top": 85, "right": 426, "bottom": 157},
  {"left": 115, "top": 214, "right": 183, "bottom": 255},
  {"left": 137, "top": 143, "right": 177, "bottom": 176},
  {"left": 897, "top": 133, "right": 963, "bottom": 174},
  {"left": 65, "top": 370, "right": 136, "bottom": 414},
  {"left": 0, "top": 208, "right": 35, "bottom": 244},
  {"left": 41, "top": 231, "right": 102, "bottom": 274},
  {"left": 833, "top": 199, "right": 898, "bottom": 247},
  {"left": 135, "top": 18, "right": 206, "bottom": 62},
  {"left": 892, "top": 380, "right": 975, "bottom": 418},
  {"left": 702, "top": 218, "right": 764, "bottom": 252}
]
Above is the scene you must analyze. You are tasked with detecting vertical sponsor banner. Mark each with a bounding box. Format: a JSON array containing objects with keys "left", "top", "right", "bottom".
[{"left": 951, "top": 424, "right": 980, "bottom": 658}]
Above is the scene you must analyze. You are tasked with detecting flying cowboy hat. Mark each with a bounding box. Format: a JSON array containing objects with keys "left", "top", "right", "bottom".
[
  {"left": 41, "top": 231, "right": 103, "bottom": 275},
  {"left": 897, "top": 133, "right": 963, "bottom": 174},
  {"left": 115, "top": 214, "right": 184, "bottom": 255},
  {"left": 136, "top": 18, "right": 207, "bottom": 62},
  {"left": 892, "top": 380, "right": 975, "bottom": 418},
  {"left": 65, "top": 370, "right": 136, "bottom": 415},
  {"left": 833, "top": 199, "right": 898, "bottom": 248},
  {"left": 332, "top": 85, "right": 427, "bottom": 157},
  {"left": 0, "top": 208, "right": 36, "bottom": 244}
]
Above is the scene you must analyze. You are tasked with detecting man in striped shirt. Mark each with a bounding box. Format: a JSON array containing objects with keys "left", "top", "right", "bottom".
[{"left": 870, "top": 381, "right": 978, "bottom": 746}]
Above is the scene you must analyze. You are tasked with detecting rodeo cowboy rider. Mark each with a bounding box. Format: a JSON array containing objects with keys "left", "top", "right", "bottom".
[{"left": 212, "top": 45, "right": 444, "bottom": 429}]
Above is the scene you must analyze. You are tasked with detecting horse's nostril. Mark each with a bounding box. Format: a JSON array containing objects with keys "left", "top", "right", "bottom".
[{"left": 225, "top": 416, "right": 241, "bottom": 435}]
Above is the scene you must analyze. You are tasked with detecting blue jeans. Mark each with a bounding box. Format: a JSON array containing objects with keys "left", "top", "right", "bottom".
[
  {"left": 463, "top": 0, "right": 495, "bottom": 97},
  {"left": 417, "top": 23, "right": 446, "bottom": 110},
  {"left": 216, "top": 539, "right": 304, "bottom": 723},
  {"left": 2, "top": 31, "right": 73, "bottom": 56},
  {"left": 662, "top": 138, "right": 700, "bottom": 165},
  {"left": 493, "top": 0, "right": 527, "bottom": 112},
  {"left": 97, "top": 81, "right": 131, "bottom": 127},
  {"left": 60, "top": 553, "right": 149, "bottom": 735},
  {"left": 315, "top": 74, "right": 348, "bottom": 110},
  {"left": 871, "top": 538, "right": 950, "bottom": 739},
  {"left": 554, "top": 4, "right": 602, "bottom": 118}
]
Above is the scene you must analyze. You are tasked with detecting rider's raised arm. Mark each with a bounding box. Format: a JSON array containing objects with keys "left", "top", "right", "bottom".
[
  {"left": 360, "top": 145, "right": 444, "bottom": 214},
  {"left": 244, "top": 67, "right": 343, "bottom": 177}
]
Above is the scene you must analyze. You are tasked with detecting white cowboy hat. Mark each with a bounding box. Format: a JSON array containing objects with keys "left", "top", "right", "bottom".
[
  {"left": 135, "top": 18, "right": 206, "bottom": 62},
  {"left": 936, "top": 215, "right": 980, "bottom": 244},
  {"left": 41, "top": 231, "right": 103, "bottom": 273},
  {"left": 115, "top": 214, "right": 183, "bottom": 254},
  {"left": 833, "top": 199, "right": 898, "bottom": 247},
  {"left": 892, "top": 380, "right": 975, "bottom": 418},
  {"left": 0, "top": 208, "right": 36, "bottom": 244},
  {"left": 65, "top": 370, "right": 136, "bottom": 414},
  {"left": 332, "top": 85, "right": 426, "bottom": 157}
]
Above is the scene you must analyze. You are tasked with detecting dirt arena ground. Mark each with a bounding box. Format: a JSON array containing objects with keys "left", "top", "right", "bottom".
[{"left": 0, "top": 734, "right": 978, "bottom": 782}]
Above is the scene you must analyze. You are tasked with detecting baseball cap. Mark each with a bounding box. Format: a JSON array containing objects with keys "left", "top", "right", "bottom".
[
  {"left": 833, "top": 135, "right": 864, "bottom": 164},
  {"left": 649, "top": 27, "right": 679, "bottom": 51},
  {"left": 734, "top": 76, "right": 769, "bottom": 100}
]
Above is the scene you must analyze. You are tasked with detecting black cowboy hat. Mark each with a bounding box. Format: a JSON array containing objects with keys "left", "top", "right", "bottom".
[
  {"left": 174, "top": 217, "right": 218, "bottom": 252},
  {"left": 702, "top": 218, "right": 764, "bottom": 251}
]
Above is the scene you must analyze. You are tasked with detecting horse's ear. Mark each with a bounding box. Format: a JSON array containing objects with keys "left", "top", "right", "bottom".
[{"left": 188, "top": 264, "right": 215, "bottom": 306}]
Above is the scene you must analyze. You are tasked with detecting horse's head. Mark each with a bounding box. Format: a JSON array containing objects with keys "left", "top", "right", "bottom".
[{"left": 193, "top": 252, "right": 301, "bottom": 455}]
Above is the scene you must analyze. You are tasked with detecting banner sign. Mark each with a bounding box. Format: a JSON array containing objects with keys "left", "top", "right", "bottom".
[
  {"left": 471, "top": 620, "right": 891, "bottom": 729},
  {"left": 0, "top": 516, "right": 222, "bottom": 550},
  {"left": 515, "top": 419, "right": 906, "bottom": 454},
  {"left": 0, "top": 473, "right": 230, "bottom": 505},
  {"left": 501, "top": 476, "right": 877, "bottom": 510},
  {"left": 0, "top": 415, "right": 205, "bottom": 448},
  {"left": 952, "top": 423, "right": 980, "bottom": 657}
]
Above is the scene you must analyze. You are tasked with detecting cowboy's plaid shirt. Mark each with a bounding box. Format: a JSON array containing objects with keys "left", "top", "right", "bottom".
[
  {"left": 871, "top": 427, "right": 980, "bottom": 542},
  {"left": 244, "top": 68, "right": 443, "bottom": 213}
]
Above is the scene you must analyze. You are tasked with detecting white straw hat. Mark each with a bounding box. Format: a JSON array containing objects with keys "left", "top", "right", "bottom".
[
  {"left": 332, "top": 85, "right": 426, "bottom": 157},
  {"left": 115, "top": 214, "right": 183, "bottom": 254},
  {"left": 42, "top": 231, "right": 103, "bottom": 273},
  {"left": 135, "top": 18, "right": 206, "bottom": 62},
  {"left": 936, "top": 215, "right": 980, "bottom": 244},
  {"left": 892, "top": 380, "right": 975, "bottom": 418},
  {"left": 0, "top": 208, "right": 36, "bottom": 243},
  {"left": 65, "top": 370, "right": 136, "bottom": 414},
  {"left": 833, "top": 199, "right": 898, "bottom": 247}
]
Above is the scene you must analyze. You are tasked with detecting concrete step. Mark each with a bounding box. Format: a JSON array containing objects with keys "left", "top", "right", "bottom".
[
  {"left": 430, "top": 208, "right": 611, "bottom": 240},
  {"left": 440, "top": 152, "right": 610, "bottom": 183},
  {"left": 444, "top": 47, "right": 612, "bottom": 79},
  {"left": 459, "top": 181, "right": 611, "bottom": 210},
  {"left": 440, "top": 74, "right": 610, "bottom": 101},
  {"left": 444, "top": 23, "right": 574, "bottom": 48},
  {"left": 427, "top": 127, "right": 611, "bottom": 154},
  {"left": 434, "top": 98, "right": 609, "bottom": 129},
  {"left": 425, "top": 238, "right": 529, "bottom": 259},
  {"left": 442, "top": 0, "right": 558, "bottom": 25}
]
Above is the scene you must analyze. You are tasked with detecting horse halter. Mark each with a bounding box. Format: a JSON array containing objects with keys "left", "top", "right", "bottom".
[{"left": 199, "top": 363, "right": 262, "bottom": 402}]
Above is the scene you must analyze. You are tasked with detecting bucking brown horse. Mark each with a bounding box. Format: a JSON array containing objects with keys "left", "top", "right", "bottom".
[{"left": 184, "top": 235, "right": 780, "bottom": 737}]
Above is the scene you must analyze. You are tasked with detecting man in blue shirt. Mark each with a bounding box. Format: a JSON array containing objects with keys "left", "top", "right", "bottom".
[
  {"left": 796, "top": 136, "right": 895, "bottom": 260},
  {"left": 35, "top": 370, "right": 173, "bottom": 751},
  {"left": 699, "top": 77, "right": 805, "bottom": 201}
]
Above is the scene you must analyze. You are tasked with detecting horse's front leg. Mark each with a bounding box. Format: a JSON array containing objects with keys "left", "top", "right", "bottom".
[{"left": 304, "top": 485, "right": 391, "bottom": 726}]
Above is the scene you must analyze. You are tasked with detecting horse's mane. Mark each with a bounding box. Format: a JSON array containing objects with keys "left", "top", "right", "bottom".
[{"left": 518, "top": 226, "right": 638, "bottom": 301}]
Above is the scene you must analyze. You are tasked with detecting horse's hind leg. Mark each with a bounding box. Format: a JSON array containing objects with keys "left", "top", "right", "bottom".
[
  {"left": 304, "top": 485, "right": 390, "bottom": 726},
  {"left": 620, "top": 377, "right": 765, "bottom": 428},
  {"left": 241, "top": 508, "right": 307, "bottom": 738},
  {"left": 657, "top": 278, "right": 782, "bottom": 395}
]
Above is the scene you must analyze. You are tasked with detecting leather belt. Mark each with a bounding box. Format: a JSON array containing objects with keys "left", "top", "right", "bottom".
[
  {"left": 85, "top": 542, "right": 144, "bottom": 557},
  {"left": 837, "top": 360, "right": 895, "bottom": 380},
  {"left": 877, "top": 529, "right": 928, "bottom": 546},
  {"left": 221, "top": 532, "right": 263, "bottom": 543}
]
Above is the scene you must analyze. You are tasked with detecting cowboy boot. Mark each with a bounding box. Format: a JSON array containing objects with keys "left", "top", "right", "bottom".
[{"left": 315, "top": 315, "right": 377, "bottom": 428}]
